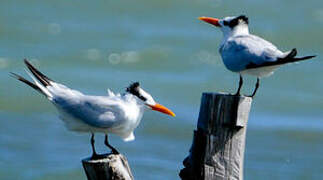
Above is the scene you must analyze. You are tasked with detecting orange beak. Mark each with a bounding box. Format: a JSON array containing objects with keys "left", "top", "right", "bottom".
[
  {"left": 199, "top": 17, "right": 221, "bottom": 27},
  {"left": 148, "top": 103, "right": 176, "bottom": 117}
]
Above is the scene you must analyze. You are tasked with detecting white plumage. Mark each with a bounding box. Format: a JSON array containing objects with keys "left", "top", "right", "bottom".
[
  {"left": 199, "top": 15, "right": 316, "bottom": 97},
  {"left": 51, "top": 87, "right": 144, "bottom": 141},
  {"left": 11, "top": 60, "right": 175, "bottom": 157}
]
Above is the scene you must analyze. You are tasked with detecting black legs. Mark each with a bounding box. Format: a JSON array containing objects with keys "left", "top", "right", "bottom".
[
  {"left": 234, "top": 75, "right": 260, "bottom": 98},
  {"left": 105, "top": 134, "right": 119, "bottom": 154},
  {"left": 90, "top": 133, "right": 99, "bottom": 159},
  {"left": 235, "top": 75, "right": 243, "bottom": 96},
  {"left": 249, "top": 78, "right": 260, "bottom": 98},
  {"left": 90, "top": 133, "right": 119, "bottom": 159}
]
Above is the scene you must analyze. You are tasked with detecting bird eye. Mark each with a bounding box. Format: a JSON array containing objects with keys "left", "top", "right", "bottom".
[
  {"left": 223, "top": 21, "right": 229, "bottom": 26},
  {"left": 138, "top": 95, "right": 147, "bottom": 101}
]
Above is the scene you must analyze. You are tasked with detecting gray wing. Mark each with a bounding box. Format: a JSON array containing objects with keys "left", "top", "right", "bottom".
[
  {"left": 53, "top": 95, "right": 124, "bottom": 128},
  {"left": 220, "top": 35, "right": 285, "bottom": 72}
]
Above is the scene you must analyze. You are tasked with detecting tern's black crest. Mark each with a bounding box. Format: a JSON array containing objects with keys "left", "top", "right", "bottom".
[
  {"left": 227, "top": 15, "right": 249, "bottom": 28},
  {"left": 126, "top": 82, "right": 147, "bottom": 101}
]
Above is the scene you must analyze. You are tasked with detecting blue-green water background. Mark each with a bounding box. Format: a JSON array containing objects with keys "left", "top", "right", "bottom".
[{"left": 0, "top": 0, "right": 323, "bottom": 179}]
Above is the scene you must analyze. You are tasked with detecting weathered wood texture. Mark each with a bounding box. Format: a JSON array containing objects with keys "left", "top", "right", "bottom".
[
  {"left": 180, "top": 93, "right": 252, "bottom": 180},
  {"left": 82, "top": 153, "right": 134, "bottom": 180}
]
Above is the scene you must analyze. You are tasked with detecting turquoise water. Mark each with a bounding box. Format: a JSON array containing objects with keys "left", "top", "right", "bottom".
[{"left": 1, "top": 0, "right": 323, "bottom": 179}]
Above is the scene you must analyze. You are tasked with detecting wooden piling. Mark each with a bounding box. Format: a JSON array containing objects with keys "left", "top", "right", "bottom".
[
  {"left": 179, "top": 93, "right": 252, "bottom": 180},
  {"left": 82, "top": 153, "right": 134, "bottom": 180}
]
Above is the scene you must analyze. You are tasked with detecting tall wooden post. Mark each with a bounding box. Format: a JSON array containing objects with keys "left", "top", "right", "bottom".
[
  {"left": 179, "top": 93, "right": 252, "bottom": 180},
  {"left": 82, "top": 153, "right": 134, "bottom": 180}
]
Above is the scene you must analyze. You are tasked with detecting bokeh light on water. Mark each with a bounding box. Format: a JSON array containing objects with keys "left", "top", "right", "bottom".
[{"left": 0, "top": 0, "right": 322, "bottom": 179}]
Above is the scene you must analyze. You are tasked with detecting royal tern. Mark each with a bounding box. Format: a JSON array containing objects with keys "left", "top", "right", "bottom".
[
  {"left": 11, "top": 59, "right": 175, "bottom": 158},
  {"left": 199, "top": 15, "right": 316, "bottom": 97}
]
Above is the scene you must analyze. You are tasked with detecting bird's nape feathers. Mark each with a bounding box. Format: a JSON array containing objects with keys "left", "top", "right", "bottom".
[
  {"left": 227, "top": 15, "right": 249, "bottom": 28},
  {"left": 126, "top": 82, "right": 147, "bottom": 101}
]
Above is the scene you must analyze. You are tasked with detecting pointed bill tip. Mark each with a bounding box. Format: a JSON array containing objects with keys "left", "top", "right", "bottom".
[
  {"left": 168, "top": 110, "right": 176, "bottom": 117},
  {"left": 198, "top": 16, "right": 221, "bottom": 27},
  {"left": 148, "top": 103, "right": 176, "bottom": 117}
]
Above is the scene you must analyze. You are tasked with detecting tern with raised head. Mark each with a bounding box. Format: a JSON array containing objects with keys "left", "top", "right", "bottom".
[
  {"left": 199, "top": 15, "right": 316, "bottom": 97},
  {"left": 11, "top": 59, "right": 175, "bottom": 159}
]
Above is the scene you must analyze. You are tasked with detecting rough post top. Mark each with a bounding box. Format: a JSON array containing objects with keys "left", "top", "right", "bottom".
[
  {"left": 197, "top": 92, "right": 252, "bottom": 132},
  {"left": 202, "top": 92, "right": 253, "bottom": 100},
  {"left": 82, "top": 153, "right": 134, "bottom": 180},
  {"left": 82, "top": 153, "right": 123, "bottom": 163}
]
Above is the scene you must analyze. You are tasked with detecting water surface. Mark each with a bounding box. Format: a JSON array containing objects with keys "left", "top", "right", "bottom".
[{"left": 0, "top": 0, "right": 322, "bottom": 179}]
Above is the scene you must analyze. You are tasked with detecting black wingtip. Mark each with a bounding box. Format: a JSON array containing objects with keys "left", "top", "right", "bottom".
[
  {"left": 10, "top": 71, "right": 17, "bottom": 77},
  {"left": 10, "top": 72, "right": 44, "bottom": 94},
  {"left": 23, "top": 59, "right": 52, "bottom": 87},
  {"left": 286, "top": 48, "right": 297, "bottom": 59},
  {"left": 9, "top": 72, "right": 25, "bottom": 81},
  {"left": 298, "top": 55, "right": 317, "bottom": 60},
  {"left": 23, "top": 58, "right": 29, "bottom": 64},
  {"left": 9, "top": 72, "right": 20, "bottom": 80},
  {"left": 24, "top": 59, "right": 35, "bottom": 71},
  {"left": 292, "top": 48, "right": 297, "bottom": 54},
  {"left": 23, "top": 58, "right": 33, "bottom": 68}
]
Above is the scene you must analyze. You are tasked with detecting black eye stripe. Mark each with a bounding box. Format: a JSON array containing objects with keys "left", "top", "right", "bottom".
[
  {"left": 229, "top": 19, "right": 239, "bottom": 28},
  {"left": 138, "top": 95, "right": 147, "bottom": 101},
  {"left": 223, "top": 21, "right": 229, "bottom": 26}
]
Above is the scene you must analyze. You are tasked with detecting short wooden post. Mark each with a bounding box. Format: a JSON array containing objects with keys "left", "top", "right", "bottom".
[
  {"left": 82, "top": 153, "right": 134, "bottom": 180},
  {"left": 179, "top": 93, "right": 252, "bottom": 180}
]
